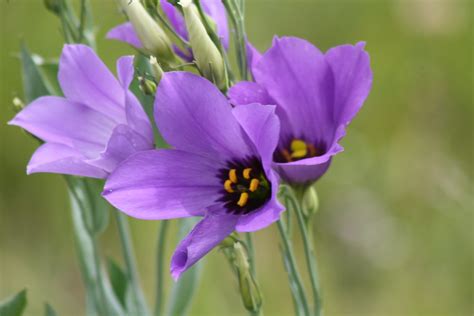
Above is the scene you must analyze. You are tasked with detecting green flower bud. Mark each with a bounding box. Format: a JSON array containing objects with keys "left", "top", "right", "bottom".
[
  {"left": 138, "top": 76, "right": 157, "bottom": 95},
  {"left": 180, "top": 0, "right": 226, "bottom": 90},
  {"left": 149, "top": 56, "right": 164, "bottom": 83},
  {"left": 120, "top": 0, "right": 174, "bottom": 62},
  {"left": 302, "top": 185, "right": 319, "bottom": 219},
  {"left": 44, "top": 0, "right": 62, "bottom": 15},
  {"left": 233, "top": 243, "right": 263, "bottom": 312},
  {"left": 12, "top": 97, "right": 25, "bottom": 113}
]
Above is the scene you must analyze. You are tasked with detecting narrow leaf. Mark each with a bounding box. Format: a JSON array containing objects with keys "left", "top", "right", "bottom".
[
  {"left": 20, "top": 43, "right": 51, "bottom": 102},
  {"left": 0, "top": 289, "right": 27, "bottom": 316},
  {"left": 107, "top": 259, "right": 128, "bottom": 308}
]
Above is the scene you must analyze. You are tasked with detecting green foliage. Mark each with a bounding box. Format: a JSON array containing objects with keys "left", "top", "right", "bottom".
[
  {"left": 0, "top": 290, "right": 27, "bottom": 316},
  {"left": 20, "top": 44, "right": 51, "bottom": 102},
  {"left": 107, "top": 259, "right": 129, "bottom": 308}
]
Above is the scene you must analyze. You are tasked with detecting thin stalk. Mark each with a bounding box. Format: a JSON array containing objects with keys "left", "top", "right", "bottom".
[
  {"left": 115, "top": 212, "right": 150, "bottom": 315},
  {"left": 154, "top": 220, "right": 169, "bottom": 316},
  {"left": 276, "top": 220, "right": 310, "bottom": 316},
  {"left": 223, "top": 0, "right": 248, "bottom": 80},
  {"left": 286, "top": 188, "right": 323, "bottom": 316},
  {"left": 91, "top": 235, "right": 112, "bottom": 315},
  {"left": 245, "top": 233, "right": 256, "bottom": 276}
]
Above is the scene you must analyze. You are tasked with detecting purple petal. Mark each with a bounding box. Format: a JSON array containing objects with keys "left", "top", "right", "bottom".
[
  {"left": 171, "top": 211, "right": 238, "bottom": 280},
  {"left": 236, "top": 170, "right": 284, "bottom": 232},
  {"left": 9, "top": 96, "right": 115, "bottom": 157},
  {"left": 125, "top": 91, "right": 154, "bottom": 144},
  {"left": 103, "top": 149, "right": 222, "bottom": 220},
  {"left": 254, "top": 37, "right": 334, "bottom": 144},
  {"left": 326, "top": 42, "right": 373, "bottom": 125},
  {"left": 106, "top": 22, "right": 143, "bottom": 49},
  {"left": 86, "top": 125, "right": 153, "bottom": 174},
  {"left": 246, "top": 41, "right": 262, "bottom": 77},
  {"left": 160, "top": 0, "right": 188, "bottom": 40},
  {"left": 116, "top": 56, "right": 135, "bottom": 89},
  {"left": 27, "top": 143, "right": 107, "bottom": 178},
  {"left": 116, "top": 56, "right": 154, "bottom": 143},
  {"left": 58, "top": 44, "right": 127, "bottom": 123},
  {"left": 201, "top": 0, "right": 229, "bottom": 49},
  {"left": 227, "top": 81, "right": 273, "bottom": 106},
  {"left": 154, "top": 72, "right": 254, "bottom": 162},
  {"left": 232, "top": 103, "right": 280, "bottom": 170}
]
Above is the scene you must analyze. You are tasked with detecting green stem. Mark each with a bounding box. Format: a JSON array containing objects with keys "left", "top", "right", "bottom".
[
  {"left": 154, "top": 220, "right": 169, "bottom": 316},
  {"left": 115, "top": 212, "right": 150, "bottom": 316},
  {"left": 286, "top": 187, "right": 323, "bottom": 316},
  {"left": 91, "top": 235, "right": 111, "bottom": 315},
  {"left": 223, "top": 0, "right": 249, "bottom": 80},
  {"left": 245, "top": 233, "right": 256, "bottom": 276},
  {"left": 276, "top": 220, "right": 310, "bottom": 316}
]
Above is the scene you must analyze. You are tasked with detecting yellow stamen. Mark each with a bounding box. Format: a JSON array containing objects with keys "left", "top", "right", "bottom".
[
  {"left": 290, "top": 139, "right": 308, "bottom": 158},
  {"left": 224, "top": 180, "right": 234, "bottom": 193},
  {"left": 249, "top": 178, "right": 259, "bottom": 192},
  {"left": 243, "top": 168, "right": 252, "bottom": 179},
  {"left": 237, "top": 192, "right": 249, "bottom": 207},
  {"left": 229, "top": 169, "right": 238, "bottom": 183}
]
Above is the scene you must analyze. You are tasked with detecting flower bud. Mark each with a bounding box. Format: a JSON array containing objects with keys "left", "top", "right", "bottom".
[
  {"left": 12, "top": 97, "right": 25, "bottom": 113},
  {"left": 138, "top": 76, "right": 157, "bottom": 95},
  {"left": 180, "top": 0, "right": 226, "bottom": 90},
  {"left": 233, "top": 243, "right": 263, "bottom": 312},
  {"left": 44, "top": 0, "right": 62, "bottom": 15},
  {"left": 149, "top": 56, "right": 164, "bottom": 83},
  {"left": 302, "top": 185, "right": 319, "bottom": 219},
  {"left": 120, "top": 0, "right": 174, "bottom": 62}
]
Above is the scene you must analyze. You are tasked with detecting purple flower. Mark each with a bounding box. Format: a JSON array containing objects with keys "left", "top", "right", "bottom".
[
  {"left": 9, "top": 44, "right": 154, "bottom": 178},
  {"left": 228, "top": 37, "right": 373, "bottom": 184},
  {"left": 103, "top": 72, "right": 284, "bottom": 279},
  {"left": 107, "top": 0, "right": 229, "bottom": 61}
]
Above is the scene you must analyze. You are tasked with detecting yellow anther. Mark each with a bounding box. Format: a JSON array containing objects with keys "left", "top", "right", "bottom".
[
  {"left": 290, "top": 139, "right": 308, "bottom": 159},
  {"left": 237, "top": 192, "right": 249, "bottom": 207},
  {"left": 229, "top": 169, "right": 238, "bottom": 183},
  {"left": 224, "top": 180, "right": 234, "bottom": 193},
  {"left": 243, "top": 168, "right": 252, "bottom": 179},
  {"left": 249, "top": 178, "right": 259, "bottom": 192}
]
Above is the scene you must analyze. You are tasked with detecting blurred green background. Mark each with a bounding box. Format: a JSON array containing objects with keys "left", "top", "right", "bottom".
[{"left": 1, "top": 0, "right": 472, "bottom": 315}]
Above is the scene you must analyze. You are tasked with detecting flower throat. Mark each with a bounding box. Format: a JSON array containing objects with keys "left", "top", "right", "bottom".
[
  {"left": 274, "top": 139, "right": 325, "bottom": 163},
  {"left": 217, "top": 157, "right": 271, "bottom": 215}
]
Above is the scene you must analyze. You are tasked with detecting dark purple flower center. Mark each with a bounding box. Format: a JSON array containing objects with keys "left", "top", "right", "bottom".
[
  {"left": 217, "top": 157, "right": 271, "bottom": 215},
  {"left": 274, "top": 138, "right": 326, "bottom": 163}
]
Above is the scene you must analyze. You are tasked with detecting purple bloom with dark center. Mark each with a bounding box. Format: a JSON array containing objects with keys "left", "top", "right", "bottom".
[
  {"left": 9, "top": 44, "right": 154, "bottom": 178},
  {"left": 228, "top": 37, "right": 373, "bottom": 184},
  {"left": 103, "top": 71, "right": 284, "bottom": 279},
  {"left": 107, "top": 0, "right": 229, "bottom": 61}
]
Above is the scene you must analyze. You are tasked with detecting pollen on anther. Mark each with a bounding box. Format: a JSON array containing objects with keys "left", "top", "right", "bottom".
[
  {"left": 243, "top": 168, "right": 252, "bottom": 179},
  {"left": 249, "top": 178, "right": 259, "bottom": 192},
  {"left": 237, "top": 192, "right": 249, "bottom": 207},
  {"left": 224, "top": 180, "right": 234, "bottom": 193},
  {"left": 229, "top": 169, "right": 238, "bottom": 183}
]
